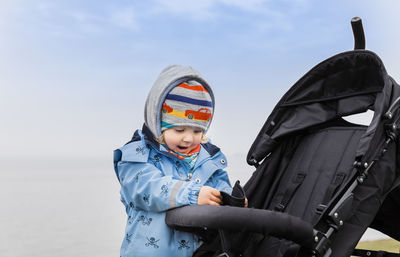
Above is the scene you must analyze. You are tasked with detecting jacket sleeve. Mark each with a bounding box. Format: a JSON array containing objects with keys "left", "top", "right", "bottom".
[
  {"left": 210, "top": 169, "right": 233, "bottom": 194},
  {"left": 116, "top": 160, "right": 202, "bottom": 212}
]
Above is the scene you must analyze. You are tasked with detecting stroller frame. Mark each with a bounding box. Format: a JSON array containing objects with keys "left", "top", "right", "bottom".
[
  {"left": 166, "top": 17, "right": 400, "bottom": 257},
  {"left": 309, "top": 99, "right": 400, "bottom": 257}
]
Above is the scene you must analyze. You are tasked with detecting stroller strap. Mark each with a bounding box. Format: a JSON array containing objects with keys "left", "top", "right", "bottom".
[{"left": 275, "top": 172, "right": 306, "bottom": 212}]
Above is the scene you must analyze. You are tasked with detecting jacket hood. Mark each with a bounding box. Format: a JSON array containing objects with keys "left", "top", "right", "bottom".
[{"left": 144, "top": 65, "right": 215, "bottom": 138}]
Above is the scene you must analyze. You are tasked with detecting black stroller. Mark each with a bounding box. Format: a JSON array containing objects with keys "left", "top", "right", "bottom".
[{"left": 166, "top": 18, "right": 400, "bottom": 257}]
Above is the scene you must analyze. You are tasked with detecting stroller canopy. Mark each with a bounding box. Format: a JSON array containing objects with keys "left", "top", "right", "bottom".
[{"left": 247, "top": 50, "right": 398, "bottom": 165}]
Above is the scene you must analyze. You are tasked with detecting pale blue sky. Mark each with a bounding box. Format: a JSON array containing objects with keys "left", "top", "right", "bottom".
[{"left": 1, "top": 0, "right": 400, "bottom": 160}]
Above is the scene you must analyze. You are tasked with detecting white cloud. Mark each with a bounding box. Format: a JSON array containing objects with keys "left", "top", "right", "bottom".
[
  {"left": 153, "top": 0, "right": 272, "bottom": 14},
  {"left": 147, "top": 0, "right": 310, "bottom": 34},
  {"left": 36, "top": 2, "right": 54, "bottom": 17},
  {"left": 69, "top": 10, "right": 89, "bottom": 23},
  {"left": 27, "top": 2, "right": 140, "bottom": 37},
  {"left": 65, "top": 6, "right": 140, "bottom": 33},
  {"left": 109, "top": 7, "right": 138, "bottom": 30},
  {"left": 152, "top": 0, "right": 217, "bottom": 20},
  {"left": 220, "top": 0, "right": 269, "bottom": 12},
  {"left": 151, "top": 0, "right": 309, "bottom": 17}
]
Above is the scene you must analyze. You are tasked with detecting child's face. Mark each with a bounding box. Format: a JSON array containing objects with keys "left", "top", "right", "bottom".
[{"left": 163, "top": 126, "right": 203, "bottom": 154}]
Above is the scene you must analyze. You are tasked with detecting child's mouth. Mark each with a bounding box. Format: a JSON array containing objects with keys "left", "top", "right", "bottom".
[{"left": 177, "top": 146, "right": 188, "bottom": 150}]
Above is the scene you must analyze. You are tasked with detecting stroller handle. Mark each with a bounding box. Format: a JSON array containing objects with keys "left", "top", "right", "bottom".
[
  {"left": 166, "top": 205, "right": 315, "bottom": 249},
  {"left": 351, "top": 17, "right": 366, "bottom": 50}
]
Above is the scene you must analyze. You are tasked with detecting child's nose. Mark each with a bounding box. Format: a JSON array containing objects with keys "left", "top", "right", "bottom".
[{"left": 182, "top": 133, "right": 193, "bottom": 142}]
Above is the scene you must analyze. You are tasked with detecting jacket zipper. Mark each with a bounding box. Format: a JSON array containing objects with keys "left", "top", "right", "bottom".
[{"left": 187, "top": 154, "right": 220, "bottom": 181}]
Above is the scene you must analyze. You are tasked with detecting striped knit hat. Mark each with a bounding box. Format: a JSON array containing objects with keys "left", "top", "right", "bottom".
[{"left": 161, "top": 80, "right": 213, "bottom": 132}]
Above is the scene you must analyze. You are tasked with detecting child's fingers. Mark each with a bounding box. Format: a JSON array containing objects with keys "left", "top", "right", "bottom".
[
  {"left": 209, "top": 188, "right": 222, "bottom": 204},
  {"left": 208, "top": 200, "right": 220, "bottom": 206},
  {"left": 210, "top": 188, "right": 221, "bottom": 198},
  {"left": 197, "top": 186, "right": 222, "bottom": 205},
  {"left": 209, "top": 194, "right": 222, "bottom": 204}
]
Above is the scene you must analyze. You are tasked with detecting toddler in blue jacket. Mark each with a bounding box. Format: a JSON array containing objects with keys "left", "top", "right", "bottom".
[{"left": 113, "top": 65, "right": 232, "bottom": 257}]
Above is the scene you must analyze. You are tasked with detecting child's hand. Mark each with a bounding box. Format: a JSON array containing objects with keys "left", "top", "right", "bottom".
[{"left": 197, "top": 186, "right": 222, "bottom": 206}]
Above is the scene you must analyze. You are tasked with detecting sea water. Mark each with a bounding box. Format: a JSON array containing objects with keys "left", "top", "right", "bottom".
[{"left": 0, "top": 157, "right": 124, "bottom": 257}]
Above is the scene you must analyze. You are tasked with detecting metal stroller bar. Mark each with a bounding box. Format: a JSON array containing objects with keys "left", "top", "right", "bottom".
[{"left": 385, "top": 96, "right": 400, "bottom": 120}]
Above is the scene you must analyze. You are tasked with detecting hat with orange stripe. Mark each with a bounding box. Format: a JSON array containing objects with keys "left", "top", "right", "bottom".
[{"left": 161, "top": 80, "right": 214, "bottom": 132}]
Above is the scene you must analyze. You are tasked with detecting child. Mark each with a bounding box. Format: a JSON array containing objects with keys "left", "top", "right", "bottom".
[{"left": 113, "top": 65, "right": 232, "bottom": 257}]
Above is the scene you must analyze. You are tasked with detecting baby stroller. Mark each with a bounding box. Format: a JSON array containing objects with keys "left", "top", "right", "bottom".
[{"left": 166, "top": 18, "right": 400, "bottom": 257}]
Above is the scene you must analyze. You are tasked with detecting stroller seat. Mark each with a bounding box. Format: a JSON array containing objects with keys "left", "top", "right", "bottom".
[
  {"left": 242, "top": 120, "right": 370, "bottom": 257},
  {"left": 267, "top": 122, "right": 366, "bottom": 218}
]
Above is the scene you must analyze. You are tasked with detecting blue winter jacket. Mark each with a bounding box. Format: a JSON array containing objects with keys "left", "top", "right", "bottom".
[{"left": 114, "top": 125, "right": 232, "bottom": 257}]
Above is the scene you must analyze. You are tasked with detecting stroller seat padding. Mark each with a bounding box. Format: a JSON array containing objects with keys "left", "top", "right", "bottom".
[{"left": 268, "top": 125, "right": 366, "bottom": 222}]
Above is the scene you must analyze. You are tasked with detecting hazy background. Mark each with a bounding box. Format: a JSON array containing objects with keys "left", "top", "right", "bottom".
[{"left": 1, "top": 1, "right": 399, "bottom": 256}]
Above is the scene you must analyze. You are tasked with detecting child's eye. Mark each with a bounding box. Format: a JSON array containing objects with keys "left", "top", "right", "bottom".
[
  {"left": 194, "top": 130, "right": 202, "bottom": 134},
  {"left": 174, "top": 128, "right": 184, "bottom": 133}
]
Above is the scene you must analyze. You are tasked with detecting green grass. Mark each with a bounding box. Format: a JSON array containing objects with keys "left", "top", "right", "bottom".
[{"left": 355, "top": 239, "right": 400, "bottom": 254}]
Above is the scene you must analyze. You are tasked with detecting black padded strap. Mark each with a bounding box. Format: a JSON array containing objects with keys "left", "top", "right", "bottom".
[
  {"left": 312, "top": 172, "right": 347, "bottom": 224},
  {"left": 321, "top": 172, "right": 346, "bottom": 204},
  {"left": 275, "top": 173, "right": 306, "bottom": 212}
]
